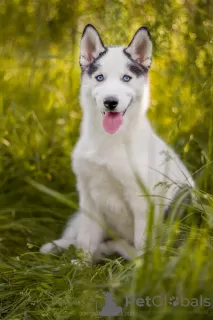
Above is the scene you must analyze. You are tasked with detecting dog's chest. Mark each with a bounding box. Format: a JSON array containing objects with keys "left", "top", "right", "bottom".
[{"left": 73, "top": 143, "right": 135, "bottom": 240}]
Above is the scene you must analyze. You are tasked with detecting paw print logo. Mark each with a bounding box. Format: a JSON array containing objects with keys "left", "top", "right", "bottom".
[{"left": 169, "top": 296, "right": 179, "bottom": 307}]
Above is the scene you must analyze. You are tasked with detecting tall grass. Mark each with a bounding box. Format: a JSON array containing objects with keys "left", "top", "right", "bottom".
[{"left": 1, "top": 1, "right": 213, "bottom": 319}]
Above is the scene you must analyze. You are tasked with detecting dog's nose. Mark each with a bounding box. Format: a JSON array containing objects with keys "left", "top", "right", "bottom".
[{"left": 104, "top": 97, "right": 118, "bottom": 110}]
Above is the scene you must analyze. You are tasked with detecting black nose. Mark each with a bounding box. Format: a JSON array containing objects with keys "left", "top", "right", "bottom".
[{"left": 104, "top": 97, "right": 118, "bottom": 110}]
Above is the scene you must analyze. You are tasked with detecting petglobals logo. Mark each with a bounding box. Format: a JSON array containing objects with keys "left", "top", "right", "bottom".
[
  {"left": 125, "top": 295, "right": 211, "bottom": 308},
  {"left": 80, "top": 292, "right": 211, "bottom": 317}
]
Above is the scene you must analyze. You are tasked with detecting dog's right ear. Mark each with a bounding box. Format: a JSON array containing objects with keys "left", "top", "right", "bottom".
[{"left": 80, "top": 24, "right": 106, "bottom": 71}]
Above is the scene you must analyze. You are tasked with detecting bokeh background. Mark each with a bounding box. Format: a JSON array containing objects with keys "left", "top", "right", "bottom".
[
  {"left": 1, "top": 1, "right": 213, "bottom": 319},
  {"left": 0, "top": 0, "right": 213, "bottom": 260}
]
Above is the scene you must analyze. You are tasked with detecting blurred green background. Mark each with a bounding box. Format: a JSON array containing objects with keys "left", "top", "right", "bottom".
[
  {"left": 0, "top": 0, "right": 213, "bottom": 254},
  {"left": 0, "top": 1, "right": 213, "bottom": 319}
]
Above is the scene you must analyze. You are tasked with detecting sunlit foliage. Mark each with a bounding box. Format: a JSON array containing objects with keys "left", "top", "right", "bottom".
[{"left": 0, "top": 1, "right": 213, "bottom": 319}]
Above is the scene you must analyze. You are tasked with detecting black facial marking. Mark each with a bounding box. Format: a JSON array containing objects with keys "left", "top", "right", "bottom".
[
  {"left": 128, "top": 63, "right": 146, "bottom": 77},
  {"left": 81, "top": 48, "right": 108, "bottom": 75},
  {"left": 87, "top": 63, "right": 100, "bottom": 76},
  {"left": 123, "top": 50, "right": 149, "bottom": 73}
]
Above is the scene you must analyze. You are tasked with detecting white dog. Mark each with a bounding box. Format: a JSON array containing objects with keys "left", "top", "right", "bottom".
[{"left": 40, "top": 25, "right": 194, "bottom": 261}]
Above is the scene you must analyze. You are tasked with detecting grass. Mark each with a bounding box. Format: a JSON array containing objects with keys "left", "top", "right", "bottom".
[
  {"left": 2, "top": 106, "right": 213, "bottom": 320},
  {"left": 1, "top": 12, "right": 213, "bottom": 319},
  {"left": 1, "top": 197, "right": 213, "bottom": 320}
]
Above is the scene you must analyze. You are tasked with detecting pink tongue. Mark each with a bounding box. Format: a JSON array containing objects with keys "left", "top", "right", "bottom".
[{"left": 103, "top": 112, "right": 123, "bottom": 134}]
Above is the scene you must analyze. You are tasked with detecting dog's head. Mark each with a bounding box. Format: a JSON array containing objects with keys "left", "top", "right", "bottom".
[{"left": 79, "top": 24, "right": 152, "bottom": 134}]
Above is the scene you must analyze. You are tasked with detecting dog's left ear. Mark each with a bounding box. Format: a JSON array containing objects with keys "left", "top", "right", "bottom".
[
  {"left": 80, "top": 24, "right": 106, "bottom": 70},
  {"left": 124, "top": 27, "right": 152, "bottom": 70}
]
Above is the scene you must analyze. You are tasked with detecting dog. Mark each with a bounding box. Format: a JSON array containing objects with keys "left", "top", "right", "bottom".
[{"left": 40, "top": 24, "right": 195, "bottom": 262}]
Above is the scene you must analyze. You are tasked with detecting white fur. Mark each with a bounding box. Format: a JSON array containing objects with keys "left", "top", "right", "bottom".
[{"left": 40, "top": 26, "right": 194, "bottom": 262}]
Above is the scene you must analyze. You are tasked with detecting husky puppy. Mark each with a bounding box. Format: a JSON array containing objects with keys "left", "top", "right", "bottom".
[{"left": 40, "top": 25, "right": 194, "bottom": 261}]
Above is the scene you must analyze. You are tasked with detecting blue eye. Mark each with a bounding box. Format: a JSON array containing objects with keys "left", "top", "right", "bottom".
[
  {"left": 122, "top": 75, "right": 132, "bottom": 82},
  {"left": 96, "top": 74, "right": 104, "bottom": 82}
]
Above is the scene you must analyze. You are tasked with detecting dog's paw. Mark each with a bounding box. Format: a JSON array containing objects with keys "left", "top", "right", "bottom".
[
  {"left": 40, "top": 238, "right": 76, "bottom": 254},
  {"left": 40, "top": 242, "right": 59, "bottom": 254},
  {"left": 92, "top": 242, "right": 109, "bottom": 263}
]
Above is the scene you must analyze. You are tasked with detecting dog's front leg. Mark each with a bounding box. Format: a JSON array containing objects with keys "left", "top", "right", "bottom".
[
  {"left": 75, "top": 188, "right": 105, "bottom": 261},
  {"left": 75, "top": 212, "right": 104, "bottom": 261}
]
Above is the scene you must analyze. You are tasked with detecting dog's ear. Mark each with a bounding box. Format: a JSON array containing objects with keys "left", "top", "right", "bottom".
[
  {"left": 124, "top": 27, "right": 152, "bottom": 70},
  {"left": 80, "top": 24, "right": 106, "bottom": 70}
]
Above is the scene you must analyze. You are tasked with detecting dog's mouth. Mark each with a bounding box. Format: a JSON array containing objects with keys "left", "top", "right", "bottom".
[
  {"left": 102, "top": 108, "right": 128, "bottom": 134},
  {"left": 102, "top": 109, "right": 127, "bottom": 116}
]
